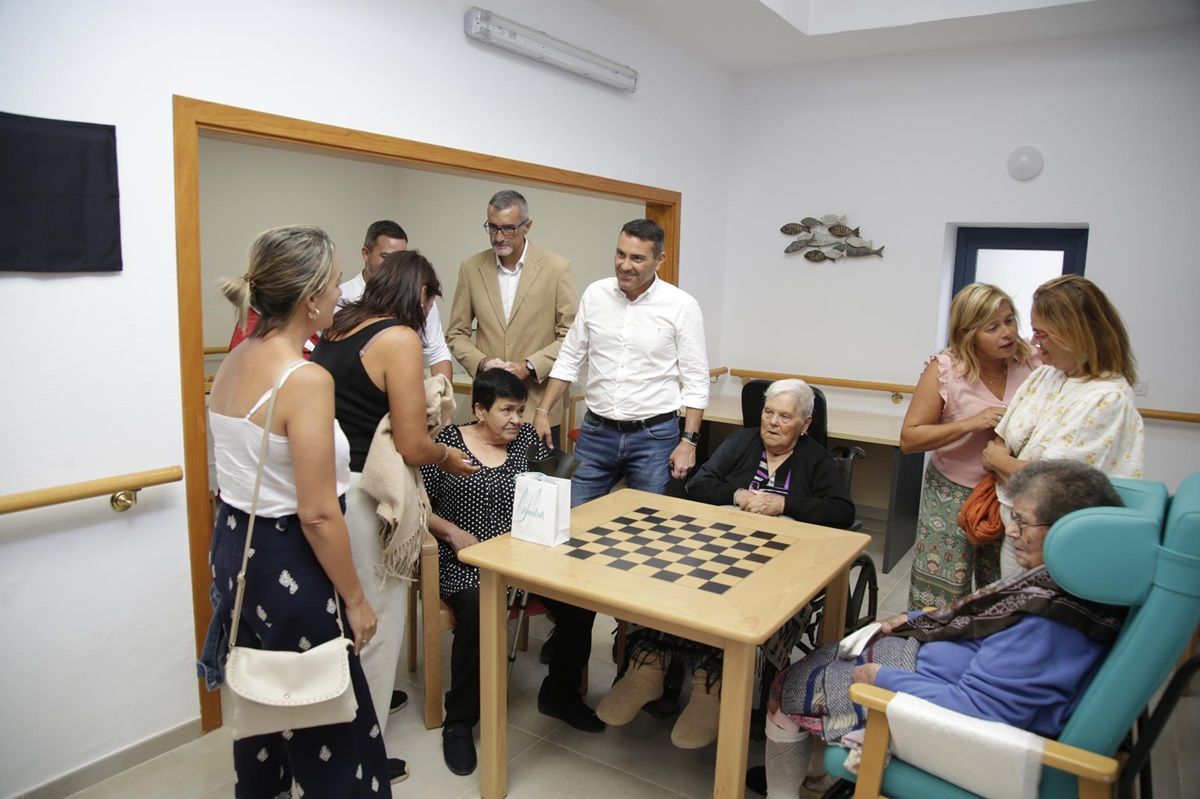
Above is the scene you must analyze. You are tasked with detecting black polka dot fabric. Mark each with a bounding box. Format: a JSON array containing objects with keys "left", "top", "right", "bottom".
[{"left": 420, "top": 423, "right": 551, "bottom": 595}]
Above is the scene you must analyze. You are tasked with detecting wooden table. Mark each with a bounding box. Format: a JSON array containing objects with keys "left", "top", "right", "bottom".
[
  {"left": 699, "top": 395, "right": 922, "bottom": 573},
  {"left": 458, "top": 489, "right": 871, "bottom": 799}
]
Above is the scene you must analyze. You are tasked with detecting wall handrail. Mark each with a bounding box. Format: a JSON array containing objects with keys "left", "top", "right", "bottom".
[
  {"left": 729, "top": 368, "right": 915, "bottom": 401},
  {"left": 0, "top": 466, "right": 184, "bottom": 516},
  {"left": 203, "top": 345, "right": 229, "bottom": 356},
  {"left": 1141, "top": 409, "right": 1200, "bottom": 424},
  {"left": 727, "top": 367, "right": 1198, "bottom": 423}
]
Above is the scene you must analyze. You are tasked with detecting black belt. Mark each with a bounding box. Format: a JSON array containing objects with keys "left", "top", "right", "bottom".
[{"left": 586, "top": 410, "right": 677, "bottom": 432}]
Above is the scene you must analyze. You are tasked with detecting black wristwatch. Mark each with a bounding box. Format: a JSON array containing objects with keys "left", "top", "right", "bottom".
[{"left": 680, "top": 431, "right": 700, "bottom": 445}]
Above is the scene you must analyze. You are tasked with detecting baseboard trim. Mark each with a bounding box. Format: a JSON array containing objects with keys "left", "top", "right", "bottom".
[
  {"left": 18, "top": 718, "right": 202, "bottom": 799},
  {"left": 857, "top": 504, "right": 887, "bottom": 532}
]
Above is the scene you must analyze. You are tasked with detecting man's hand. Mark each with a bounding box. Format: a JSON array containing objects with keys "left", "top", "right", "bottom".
[
  {"left": 534, "top": 410, "right": 554, "bottom": 448},
  {"left": 505, "top": 360, "right": 531, "bottom": 381},
  {"left": 480, "top": 357, "right": 507, "bottom": 372},
  {"left": 668, "top": 440, "right": 696, "bottom": 479}
]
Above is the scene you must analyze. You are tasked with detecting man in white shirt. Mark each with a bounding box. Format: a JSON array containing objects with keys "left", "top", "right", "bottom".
[
  {"left": 341, "top": 220, "right": 453, "bottom": 382},
  {"left": 535, "top": 218, "right": 709, "bottom": 507},
  {"left": 446, "top": 191, "right": 577, "bottom": 448}
]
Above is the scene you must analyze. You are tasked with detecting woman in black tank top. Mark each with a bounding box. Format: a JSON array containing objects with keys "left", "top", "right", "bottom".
[{"left": 311, "top": 250, "right": 477, "bottom": 784}]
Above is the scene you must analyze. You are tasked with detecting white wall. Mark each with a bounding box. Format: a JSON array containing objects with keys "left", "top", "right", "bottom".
[
  {"left": 720, "top": 24, "right": 1200, "bottom": 489},
  {"left": 0, "top": 0, "right": 732, "bottom": 794}
]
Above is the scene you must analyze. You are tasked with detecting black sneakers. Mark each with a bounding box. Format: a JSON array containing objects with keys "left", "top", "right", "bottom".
[
  {"left": 388, "top": 757, "right": 409, "bottom": 784},
  {"left": 389, "top": 689, "right": 408, "bottom": 715},
  {"left": 536, "top": 693, "right": 606, "bottom": 732},
  {"left": 442, "top": 723, "right": 477, "bottom": 776}
]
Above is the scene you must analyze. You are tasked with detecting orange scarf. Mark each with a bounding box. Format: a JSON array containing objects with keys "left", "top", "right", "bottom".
[{"left": 958, "top": 473, "right": 1004, "bottom": 546}]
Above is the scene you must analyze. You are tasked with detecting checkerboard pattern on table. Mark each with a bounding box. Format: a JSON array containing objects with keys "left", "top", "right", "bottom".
[{"left": 563, "top": 505, "right": 790, "bottom": 594}]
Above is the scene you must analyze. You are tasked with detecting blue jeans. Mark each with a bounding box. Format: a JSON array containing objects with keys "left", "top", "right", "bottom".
[{"left": 571, "top": 413, "right": 679, "bottom": 507}]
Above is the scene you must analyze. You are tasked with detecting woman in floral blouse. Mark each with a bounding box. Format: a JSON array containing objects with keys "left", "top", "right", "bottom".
[{"left": 983, "top": 275, "right": 1144, "bottom": 575}]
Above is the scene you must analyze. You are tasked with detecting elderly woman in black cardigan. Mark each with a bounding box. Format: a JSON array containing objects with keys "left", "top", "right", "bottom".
[
  {"left": 596, "top": 379, "right": 855, "bottom": 748},
  {"left": 686, "top": 378, "right": 855, "bottom": 526}
]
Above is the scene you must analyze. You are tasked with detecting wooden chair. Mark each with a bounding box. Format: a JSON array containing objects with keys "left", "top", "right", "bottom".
[
  {"left": 825, "top": 474, "right": 1200, "bottom": 798},
  {"left": 406, "top": 530, "right": 456, "bottom": 729},
  {"left": 406, "top": 516, "right": 588, "bottom": 729}
]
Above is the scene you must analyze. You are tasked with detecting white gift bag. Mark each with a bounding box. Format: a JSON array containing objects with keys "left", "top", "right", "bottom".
[{"left": 511, "top": 472, "right": 571, "bottom": 546}]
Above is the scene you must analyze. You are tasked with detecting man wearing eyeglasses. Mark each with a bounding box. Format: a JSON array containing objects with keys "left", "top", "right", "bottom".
[{"left": 446, "top": 190, "right": 578, "bottom": 448}]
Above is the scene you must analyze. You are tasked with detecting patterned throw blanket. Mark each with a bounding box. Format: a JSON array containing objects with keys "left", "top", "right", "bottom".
[
  {"left": 779, "top": 636, "right": 919, "bottom": 742},
  {"left": 894, "top": 564, "right": 1124, "bottom": 646}
]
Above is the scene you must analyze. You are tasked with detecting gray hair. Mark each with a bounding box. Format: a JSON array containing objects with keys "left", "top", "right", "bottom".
[
  {"left": 1007, "top": 459, "right": 1123, "bottom": 526},
  {"left": 488, "top": 189, "right": 529, "bottom": 219},
  {"left": 764, "top": 379, "right": 815, "bottom": 418}
]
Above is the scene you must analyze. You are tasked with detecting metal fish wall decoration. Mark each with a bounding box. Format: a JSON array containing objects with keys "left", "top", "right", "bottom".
[
  {"left": 780, "top": 214, "right": 885, "bottom": 260},
  {"left": 833, "top": 242, "right": 886, "bottom": 257}
]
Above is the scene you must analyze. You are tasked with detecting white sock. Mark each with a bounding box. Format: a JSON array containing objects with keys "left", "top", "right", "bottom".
[{"left": 765, "top": 716, "right": 810, "bottom": 799}]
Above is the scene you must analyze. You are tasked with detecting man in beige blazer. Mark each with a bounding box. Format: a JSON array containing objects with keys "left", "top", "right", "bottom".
[{"left": 446, "top": 189, "right": 578, "bottom": 448}]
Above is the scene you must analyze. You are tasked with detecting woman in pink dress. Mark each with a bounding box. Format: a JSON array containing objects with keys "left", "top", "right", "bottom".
[{"left": 902, "top": 283, "right": 1037, "bottom": 609}]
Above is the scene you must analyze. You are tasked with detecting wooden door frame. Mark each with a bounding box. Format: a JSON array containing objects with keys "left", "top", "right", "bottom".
[{"left": 173, "top": 96, "right": 682, "bottom": 731}]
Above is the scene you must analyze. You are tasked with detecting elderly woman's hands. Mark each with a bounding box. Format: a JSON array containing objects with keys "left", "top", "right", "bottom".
[
  {"left": 444, "top": 524, "right": 480, "bottom": 555},
  {"left": 734, "top": 489, "right": 785, "bottom": 516},
  {"left": 879, "top": 612, "right": 910, "bottom": 634},
  {"left": 851, "top": 663, "right": 881, "bottom": 686}
]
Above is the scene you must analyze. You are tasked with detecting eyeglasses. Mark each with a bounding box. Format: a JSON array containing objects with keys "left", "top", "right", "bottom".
[
  {"left": 1010, "top": 513, "right": 1049, "bottom": 535},
  {"left": 483, "top": 220, "right": 529, "bottom": 238}
]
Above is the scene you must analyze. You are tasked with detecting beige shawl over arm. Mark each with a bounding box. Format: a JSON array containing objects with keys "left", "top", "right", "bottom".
[{"left": 359, "top": 374, "right": 456, "bottom": 581}]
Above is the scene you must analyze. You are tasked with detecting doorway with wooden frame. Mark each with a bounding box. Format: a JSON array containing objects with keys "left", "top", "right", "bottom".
[{"left": 172, "top": 96, "right": 682, "bottom": 731}]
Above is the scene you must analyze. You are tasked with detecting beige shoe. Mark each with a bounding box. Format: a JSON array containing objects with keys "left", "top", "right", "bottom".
[
  {"left": 596, "top": 656, "right": 666, "bottom": 726},
  {"left": 670, "top": 671, "right": 720, "bottom": 749}
]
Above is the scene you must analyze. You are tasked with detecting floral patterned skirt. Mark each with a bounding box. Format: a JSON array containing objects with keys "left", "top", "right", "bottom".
[{"left": 907, "top": 463, "right": 1000, "bottom": 611}]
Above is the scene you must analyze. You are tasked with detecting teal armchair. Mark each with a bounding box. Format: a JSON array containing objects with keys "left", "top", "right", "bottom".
[{"left": 824, "top": 474, "right": 1198, "bottom": 798}]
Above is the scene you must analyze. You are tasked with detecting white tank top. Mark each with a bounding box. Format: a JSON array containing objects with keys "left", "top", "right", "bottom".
[{"left": 210, "top": 361, "right": 351, "bottom": 517}]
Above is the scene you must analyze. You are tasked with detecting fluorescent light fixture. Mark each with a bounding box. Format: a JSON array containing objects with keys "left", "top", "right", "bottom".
[{"left": 464, "top": 6, "right": 638, "bottom": 93}]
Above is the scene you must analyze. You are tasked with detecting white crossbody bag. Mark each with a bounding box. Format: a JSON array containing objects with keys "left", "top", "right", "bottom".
[{"left": 223, "top": 363, "right": 358, "bottom": 740}]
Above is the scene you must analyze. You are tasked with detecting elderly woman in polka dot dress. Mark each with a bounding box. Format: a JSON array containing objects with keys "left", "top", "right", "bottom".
[{"left": 421, "top": 368, "right": 602, "bottom": 776}]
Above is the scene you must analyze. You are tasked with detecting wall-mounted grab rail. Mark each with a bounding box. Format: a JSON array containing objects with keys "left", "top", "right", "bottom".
[{"left": 0, "top": 466, "right": 184, "bottom": 516}]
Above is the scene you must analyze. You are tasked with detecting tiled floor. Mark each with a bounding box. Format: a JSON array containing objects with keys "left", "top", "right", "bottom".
[{"left": 65, "top": 527, "right": 1197, "bottom": 798}]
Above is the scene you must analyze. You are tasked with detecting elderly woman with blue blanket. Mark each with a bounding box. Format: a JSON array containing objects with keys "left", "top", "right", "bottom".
[{"left": 754, "top": 460, "right": 1126, "bottom": 797}]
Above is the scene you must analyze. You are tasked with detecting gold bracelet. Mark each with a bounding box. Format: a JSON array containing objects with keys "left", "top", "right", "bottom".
[
  {"left": 535, "top": 408, "right": 550, "bottom": 415},
  {"left": 437, "top": 444, "right": 450, "bottom": 465}
]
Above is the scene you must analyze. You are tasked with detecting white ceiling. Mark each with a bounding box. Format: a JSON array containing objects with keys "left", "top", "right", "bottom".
[{"left": 584, "top": 0, "right": 1200, "bottom": 71}]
